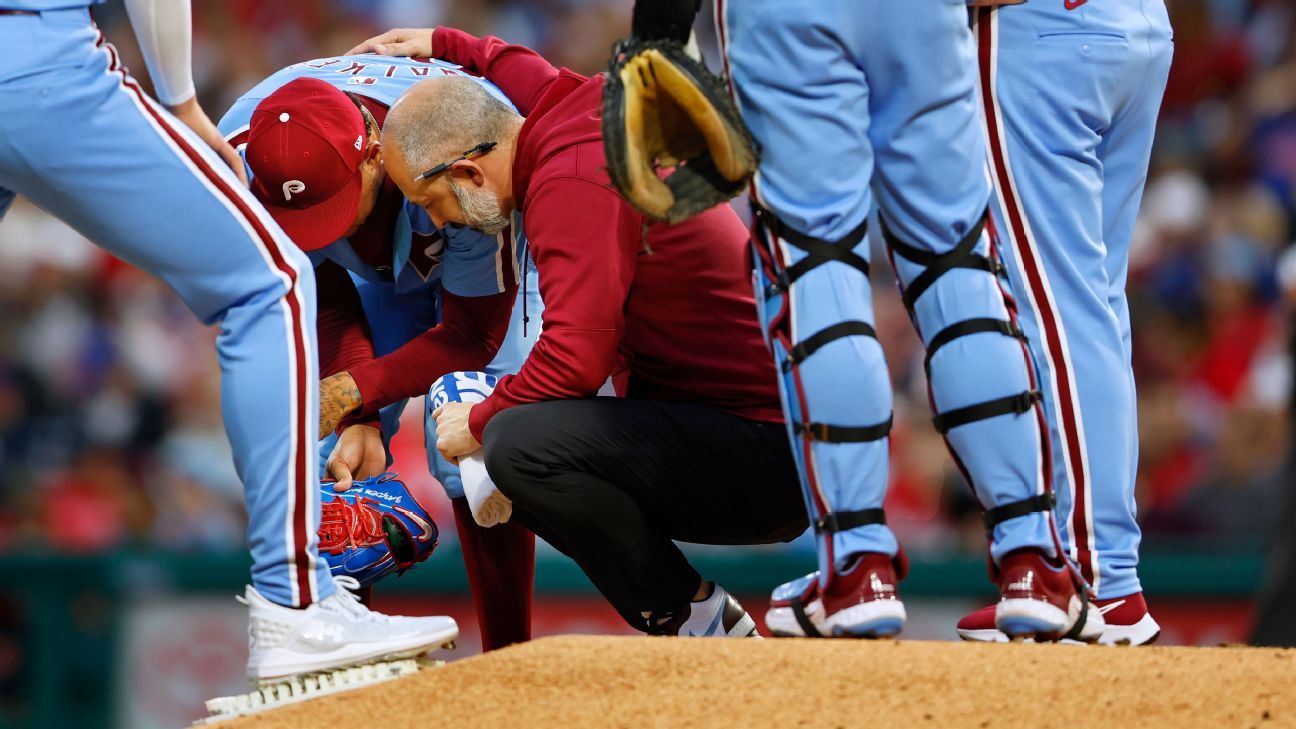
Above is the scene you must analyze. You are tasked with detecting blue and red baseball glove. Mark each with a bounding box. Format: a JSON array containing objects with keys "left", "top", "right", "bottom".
[{"left": 317, "top": 473, "right": 440, "bottom": 588}]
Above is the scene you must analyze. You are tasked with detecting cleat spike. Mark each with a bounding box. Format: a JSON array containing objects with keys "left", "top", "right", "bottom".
[{"left": 194, "top": 658, "right": 430, "bottom": 725}]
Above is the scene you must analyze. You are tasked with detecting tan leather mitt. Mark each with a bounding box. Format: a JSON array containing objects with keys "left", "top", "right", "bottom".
[{"left": 603, "top": 38, "right": 758, "bottom": 224}]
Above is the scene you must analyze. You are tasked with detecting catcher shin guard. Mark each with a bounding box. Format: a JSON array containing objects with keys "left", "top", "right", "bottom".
[
  {"left": 317, "top": 474, "right": 440, "bottom": 588},
  {"left": 603, "top": 38, "right": 758, "bottom": 223},
  {"left": 882, "top": 212, "right": 1062, "bottom": 564},
  {"left": 751, "top": 206, "right": 897, "bottom": 585}
]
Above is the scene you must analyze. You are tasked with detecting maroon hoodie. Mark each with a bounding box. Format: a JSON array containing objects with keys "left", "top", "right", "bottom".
[{"left": 431, "top": 29, "right": 783, "bottom": 441}]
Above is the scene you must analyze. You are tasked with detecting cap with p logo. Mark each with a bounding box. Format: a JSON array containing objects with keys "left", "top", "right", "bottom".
[{"left": 246, "top": 78, "right": 368, "bottom": 251}]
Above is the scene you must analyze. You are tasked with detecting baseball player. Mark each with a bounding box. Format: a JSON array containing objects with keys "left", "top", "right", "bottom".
[
  {"left": 0, "top": 0, "right": 457, "bottom": 685},
  {"left": 608, "top": 0, "right": 1100, "bottom": 640},
  {"left": 218, "top": 58, "right": 542, "bottom": 650},
  {"left": 956, "top": 0, "right": 1173, "bottom": 645}
]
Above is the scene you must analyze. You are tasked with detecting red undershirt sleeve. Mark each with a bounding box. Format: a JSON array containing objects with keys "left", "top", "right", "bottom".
[
  {"left": 348, "top": 285, "right": 517, "bottom": 417},
  {"left": 315, "top": 260, "right": 383, "bottom": 433}
]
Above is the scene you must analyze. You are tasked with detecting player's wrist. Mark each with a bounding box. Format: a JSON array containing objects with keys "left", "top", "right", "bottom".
[
  {"left": 163, "top": 92, "right": 199, "bottom": 116},
  {"left": 630, "top": 0, "right": 701, "bottom": 43}
]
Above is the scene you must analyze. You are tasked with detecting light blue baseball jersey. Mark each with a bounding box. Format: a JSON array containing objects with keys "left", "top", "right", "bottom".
[{"left": 218, "top": 55, "right": 542, "bottom": 500}]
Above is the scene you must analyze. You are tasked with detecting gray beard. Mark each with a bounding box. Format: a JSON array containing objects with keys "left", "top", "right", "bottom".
[{"left": 449, "top": 179, "right": 509, "bottom": 236}]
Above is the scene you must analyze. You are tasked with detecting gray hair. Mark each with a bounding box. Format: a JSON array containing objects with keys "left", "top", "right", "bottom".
[{"left": 383, "top": 77, "right": 522, "bottom": 172}]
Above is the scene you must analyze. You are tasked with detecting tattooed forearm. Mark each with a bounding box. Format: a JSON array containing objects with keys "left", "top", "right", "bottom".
[{"left": 319, "top": 372, "right": 363, "bottom": 439}]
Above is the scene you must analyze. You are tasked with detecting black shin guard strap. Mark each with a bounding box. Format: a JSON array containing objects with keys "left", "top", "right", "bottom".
[
  {"left": 815, "top": 508, "right": 887, "bottom": 534},
  {"left": 795, "top": 416, "right": 893, "bottom": 443},
  {"left": 790, "top": 595, "right": 822, "bottom": 638},
  {"left": 981, "top": 492, "right": 1057, "bottom": 533},
  {"left": 1062, "top": 587, "right": 1091, "bottom": 641},
  {"left": 784, "top": 320, "right": 878, "bottom": 372},
  {"left": 758, "top": 209, "right": 872, "bottom": 284},
  {"left": 884, "top": 214, "right": 993, "bottom": 310},
  {"left": 923, "top": 318, "right": 1024, "bottom": 372},
  {"left": 932, "top": 390, "right": 1041, "bottom": 434}
]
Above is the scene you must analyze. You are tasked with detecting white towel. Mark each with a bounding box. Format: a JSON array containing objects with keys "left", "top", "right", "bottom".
[
  {"left": 458, "top": 453, "right": 511, "bottom": 527},
  {"left": 429, "top": 372, "right": 511, "bottom": 527}
]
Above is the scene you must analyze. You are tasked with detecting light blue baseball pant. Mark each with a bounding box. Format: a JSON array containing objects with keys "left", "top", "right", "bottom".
[
  {"left": 974, "top": 1, "right": 1173, "bottom": 599},
  {"left": 718, "top": 0, "right": 1058, "bottom": 584},
  {"left": 318, "top": 265, "right": 542, "bottom": 498},
  {"left": 0, "top": 8, "right": 330, "bottom": 606}
]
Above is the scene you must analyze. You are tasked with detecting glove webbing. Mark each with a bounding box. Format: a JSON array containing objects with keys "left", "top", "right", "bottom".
[{"left": 884, "top": 212, "right": 1040, "bottom": 435}]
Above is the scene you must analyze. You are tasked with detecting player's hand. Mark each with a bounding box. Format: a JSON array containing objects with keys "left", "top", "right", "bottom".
[
  {"left": 166, "top": 96, "right": 249, "bottom": 187},
  {"left": 345, "top": 28, "right": 435, "bottom": 57},
  {"left": 325, "top": 423, "right": 386, "bottom": 492},
  {"left": 319, "top": 371, "right": 363, "bottom": 439},
  {"left": 431, "top": 401, "right": 481, "bottom": 464}
]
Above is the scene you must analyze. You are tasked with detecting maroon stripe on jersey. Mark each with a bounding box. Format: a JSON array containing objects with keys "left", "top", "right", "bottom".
[
  {"left": 98, "top": 36, "right": 318, "bottom": 605},
  {"left": 977, "top": 10, "right": 1092, "bottom": 582}
]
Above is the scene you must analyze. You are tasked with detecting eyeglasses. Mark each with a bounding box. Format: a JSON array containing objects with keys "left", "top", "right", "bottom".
[{"left": 414, "top": 141, "right": 498, "bottom": 182}]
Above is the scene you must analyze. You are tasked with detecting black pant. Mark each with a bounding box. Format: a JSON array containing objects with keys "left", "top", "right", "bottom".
[{"left": 483, "top": 397, "right": 807, "bottom": 631}]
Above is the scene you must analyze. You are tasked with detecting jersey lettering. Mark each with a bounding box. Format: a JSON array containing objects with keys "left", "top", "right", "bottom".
[{"left": 408, "top": 230, "right": 446, "bottom": 281}]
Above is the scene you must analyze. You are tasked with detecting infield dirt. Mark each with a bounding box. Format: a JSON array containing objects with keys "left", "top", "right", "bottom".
[{"left": 223, "top": 635, "right": 1296, "bottom": 728}]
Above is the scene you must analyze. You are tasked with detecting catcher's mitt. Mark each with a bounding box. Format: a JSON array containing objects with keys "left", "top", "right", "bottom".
[
  {"left": 603, "top": 38, "right": 758, "bottom": 224},
  {"left": 317, "top": 473, "right": 439, "bottom": 588}
]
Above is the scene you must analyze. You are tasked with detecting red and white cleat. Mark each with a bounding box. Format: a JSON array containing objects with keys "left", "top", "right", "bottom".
[
  {"left": 766, "top": 552, "right": 907, "bottom": 638},
  {"left": 992, "top": 548, "right": 1104, "bottom": 643},
  {"left": 958, "top": 590, "right": 1158, "bottom": 645}
]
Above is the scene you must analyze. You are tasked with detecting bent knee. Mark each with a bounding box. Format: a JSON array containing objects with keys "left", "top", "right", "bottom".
[{"left": 482, "top": 404, "right": 552, "bottom": 494}]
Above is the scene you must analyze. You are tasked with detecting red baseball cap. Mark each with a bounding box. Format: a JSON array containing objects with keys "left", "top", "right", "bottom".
[{"left": 246, "top": 78, "right": 368, "bottom": 251}]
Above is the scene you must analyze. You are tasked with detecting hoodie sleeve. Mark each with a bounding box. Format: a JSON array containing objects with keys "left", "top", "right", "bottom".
[{"left": 468, "top": 177, "right": 640, "bottom": 441}]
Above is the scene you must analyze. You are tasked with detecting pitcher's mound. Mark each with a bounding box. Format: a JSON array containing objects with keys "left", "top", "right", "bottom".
[{"left": 224, "top": 635, "right": 1295, "bottom": 728}]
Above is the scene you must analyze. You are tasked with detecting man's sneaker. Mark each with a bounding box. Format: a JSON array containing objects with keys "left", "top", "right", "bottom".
[
  {"left": 994, "top": 548, "right": 1104, "bottom": 642},
  {"left": 957, "top": 591, "right": 1159, "bottom": 645},
  {"left": 241, "top": 575, "right": 459, "bottom": 685},
  {"left": 766, "top": 552, "right": 907, "bottom": 638},
  {"left": 645, "top": 583, "right": 758, "bottom": 637}
]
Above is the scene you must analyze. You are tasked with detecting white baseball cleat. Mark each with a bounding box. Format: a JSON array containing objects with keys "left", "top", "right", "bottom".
[
  {"left": 644, "top": 582, "right": 759, "bottom": 637},
  {"left": 241, "top": 575, "right": 458, "bottom": 685}
]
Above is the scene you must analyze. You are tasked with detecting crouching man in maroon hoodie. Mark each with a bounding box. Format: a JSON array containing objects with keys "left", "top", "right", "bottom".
[{"left": 349, "top": 27, "right": 808, "bottom": 637}]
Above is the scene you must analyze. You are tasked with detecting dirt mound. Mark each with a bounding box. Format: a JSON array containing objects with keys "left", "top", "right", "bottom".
[{"left": 224, "top": 636, "right": 1295, "bottom": 728}]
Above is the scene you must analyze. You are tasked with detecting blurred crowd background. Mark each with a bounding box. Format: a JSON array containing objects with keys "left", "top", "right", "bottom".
[
  {"left": 0, "top": 0, "right": 1285, "bottom": 617},
  {"left": 5, "top": 1, "right": 1294, "bottom": 723},
  {"left": 3, "top": 0, "right": 1291, "bottom": 564}
]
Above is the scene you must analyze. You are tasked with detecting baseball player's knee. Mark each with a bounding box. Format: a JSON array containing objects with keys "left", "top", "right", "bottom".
[{"left": 481, "top": 405, "right": 551, "bottom": 496}]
